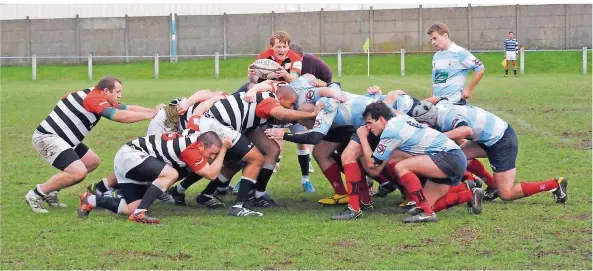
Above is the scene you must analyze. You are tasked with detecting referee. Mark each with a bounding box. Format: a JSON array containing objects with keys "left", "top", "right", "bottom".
[{"left": 504, "top": 31, "right": 519, "bottom": 77}]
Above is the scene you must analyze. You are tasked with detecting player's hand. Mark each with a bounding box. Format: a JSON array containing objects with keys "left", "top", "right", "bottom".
[
  {"left": 275, "top": 68, "right": 289, "bottom": 79},
  {"left": 176, "top": 100, "right": 191, "bottom": 115},
  {"left": 335, "top": 94, "right": 347, "bottom": 103},
  {"left": 155, "top": 103, "right": 166, "bottom": 111},
  {"left": 312, "top": 102, "right": 324, "bottom": 116},
  {"left": 461, "top": 88, "right": 472, "bottom": 100},
  {"left": 222, "top": 136, "right": 233, "bottom": 149},
  {"left": 367, "top": 85, "right": 381, "bottom": 94},
  {"left": 243, "top": 92, "right": 256, "bottom": 103},
  {"left": 425, "top": 96, "right": 440, "bottom": 105},
  {"left": 357, "top": 126, "right": 369, "bottom": 138},
  {"left": 264, "top": 128, "right": 285, "bottom": 140},
  {"left": 314, "top": 79, "right": 327, "bottom": 87}
]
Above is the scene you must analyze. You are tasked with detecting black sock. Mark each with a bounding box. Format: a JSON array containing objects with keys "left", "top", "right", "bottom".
[
  {"left": 505, "top": 69, "right": 508, "bottom": 75},
  {"left": 180, "top": 173, "right": 202, "bottom": 190},
  {"left": 298, "top": 154, "right": 310, "bottom": 176},
  {"left": 201, "top": 178, "right": 222, "bottom": 196},
  {"left": 236, "top": 178, "right": 254, "bottom": 204},
  {"left": 96, "top": 196, "right": 123, "bottom": 214},
  {"left": 137, "top": 184, "right": 164, "bottom": 210},
  {"left": 513, "top": 69, "right": 517, "bottom": 75},
  {"left": 276, "top": 157, "right": 281, "bottom": 163},
  {"left": 33, "top": 187, "right": 45, "bottom": 197},
  {"left": 94, "top": 180, "right": 108, "bottom": 193},
  {"left": 255, "top": 168, "right": 274, "bottom": 193}
]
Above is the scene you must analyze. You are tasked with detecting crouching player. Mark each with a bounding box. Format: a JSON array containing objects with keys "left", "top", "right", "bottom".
[
  {"left": 77, "top": 130, "right": 231, "bottom": 224},
  {"left": 358, "top": 102, "right": 482, "bottom": 223}
]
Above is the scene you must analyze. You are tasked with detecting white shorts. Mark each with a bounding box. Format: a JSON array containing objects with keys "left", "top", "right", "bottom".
[
  {"left": 198, "top": 116, "right": 242, "bottom": 147},
  {"left": 505, "top": 51, "right": 517, "bottom": 61},
  {"left": 114, "top": 144, "right": 162, "bottom": 185},
  {"left": 32, "top": 130, "right": 88, "bottom": 170}
]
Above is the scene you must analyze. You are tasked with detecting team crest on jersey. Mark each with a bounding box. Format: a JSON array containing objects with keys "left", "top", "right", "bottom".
[
  {"left": 376, "top": 143, "right": 386, "bottom": 155},
  {"left": 193, "top": 157, "right": 204, "bottom": 167},
  {"left": 313, "top": 119, "right": 321, "bottom": 128},
  {"left": 305, "top": 90, "right": 315, "bottom": 101},
  {"left": 473, "top": 59, "right": 483, "bottom": 67}
]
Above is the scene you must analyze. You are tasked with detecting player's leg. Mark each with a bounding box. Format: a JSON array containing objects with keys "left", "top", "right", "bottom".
[
  {"left": 460, "top": 141, "right": 499, "bottom": 200},
  {"left": 336, "top": 138, "right": 364, "bottom": 217},
  {"left": 274, "top": 139, "right": 285, "bottom": 173},
  {"left": 291, "top": 123, "right": 315, "bottom": 192},
  {"left": 512, "top": 60, "right": 517, "bottom": 76},
  {"left": 486, "top": 127, "right": 567, "bottom": 203},
  {"left": 313, "top": 140, "right": 348, "bottom": 205},
  {"left": 246, "top": 127, "right": 281, "bottom": 207},
  {"left": 227, "top": 134, "right": 265, "bottom": 216},
  {"left": 27, "top": 132, "right": 88, "bottom": 213}
]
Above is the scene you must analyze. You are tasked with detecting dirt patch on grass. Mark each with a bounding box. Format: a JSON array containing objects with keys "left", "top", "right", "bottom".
[
  {"left": 574, "top": 139, "right": 592, "bottom": 150},
  {"left": 560, "top": 130, "right": 592, "bottom": 139},
  {"left": 101, "top": 250, "right": 191, "bottom": 261},
  {"left": 331, "top": 240, "right": 357, "bottom": 247},
  {"left": 454, "top": 228, "right": 481, "bottom": 246}
]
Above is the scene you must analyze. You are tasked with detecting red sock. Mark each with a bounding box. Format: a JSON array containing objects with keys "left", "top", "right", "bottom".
[
  {"left": 399, "top": 172, "right": 432, "bottom": 214},
  {"left": 432, "top": 190, "right": 473, "bottom": 213},
  {"left": 467, "top": 159, "right": 496, "bottom": 187},
  {"left": 463, "top": 171, "right": 475, "bottom": 181},
  {"left": 344, "top": 163, "right": 362, "bottom": 212},
  {"left": 322, "top": 163, "right": 347, "bottom": 195},
  {"left": 520, "top": 179, "right": 559, "bottom": 197},
  {"left": 358, "top": 176, "right": 371, "bottom": 205},
  {"left": 448, "top": 182, "right": 469, "bottom": 194}
]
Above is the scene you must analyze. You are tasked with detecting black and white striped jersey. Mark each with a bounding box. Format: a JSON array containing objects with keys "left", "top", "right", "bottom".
[
  {"left": 127, "top": 129, "right": 201, "bottom": 169},
  {"left": 35, "top": 87, "right": 105, "bottom": 147},
  {"left": 206, "top": 92, "right": 276, "bottom": 133},
  {"left": 504, "top": 38, "right": 519, "bottom": 52},
  {"left": 179, "top": 101, "right": 201, "bottom": 130}
]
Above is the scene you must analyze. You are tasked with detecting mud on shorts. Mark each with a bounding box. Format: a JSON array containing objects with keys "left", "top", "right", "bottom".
[{"left": 32, "top": 130, "right": 90, "bottom": 171}]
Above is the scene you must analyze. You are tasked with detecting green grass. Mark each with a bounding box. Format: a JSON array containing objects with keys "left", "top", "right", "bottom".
[
  {"left": 1, "top": 72, "right": 591, "bottom": 269},
  {"left": 1, "top": 51, "right": 591, "bottom": 82}
]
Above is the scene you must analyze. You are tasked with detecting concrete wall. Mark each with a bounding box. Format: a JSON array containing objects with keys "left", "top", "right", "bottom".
[{"left": 1, "top": 4, "right": 591, "bottom": 65}]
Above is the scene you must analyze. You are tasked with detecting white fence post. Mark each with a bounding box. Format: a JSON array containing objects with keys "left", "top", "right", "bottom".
[
  {"left": 400, "top": 48, "right": 406, "bottom": 76},
  {"left": 583, "top": 47, "right": 587, "bottom": 75},
  {"left": 337, "top": 50, "right": 342, "bottom": 77},
  {"left": 215, "top": 52, "right": 220, "bottom": 78},
  {"left": 367, "top": 49, "right": 370, "bottom": 77},
  {"left": 520, "top": 47, "right": 524, "bottom": 75},
  {"left": 32, "top": 54, "right": 37, "bottom": 81},
  {"left": 88, "top": 54, "right": 93, "bottom": 81},
  {"left": 154, "top": 53, "right": 159, "bottom": 80}
]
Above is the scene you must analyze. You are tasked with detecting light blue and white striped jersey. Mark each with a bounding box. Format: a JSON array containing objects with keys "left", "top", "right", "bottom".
[
  {"left": 435, "top": 103, "right": 508, "bottom": 147},
  {"left": 432, "top": 43, "right": 484, "bottom": 101},
  {"left": 372, "top": 114, "right": 460, "bottom": 162},
  {"left": 311, "top": 93, "right": 376, "bottom": 135},
  {"left": 291, "top": 76, "right": 345, "bottom": 110},
  {"left": 503, "top": 38, "right": 519, "bottom": 52},
  {"left": 365, "top": 92, "right": 419, "bottom": 116}
]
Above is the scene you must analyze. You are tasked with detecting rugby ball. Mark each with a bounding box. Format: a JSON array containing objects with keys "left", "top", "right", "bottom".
[{"left": 252, "top": 59, "right": 281, "bottom": 80}]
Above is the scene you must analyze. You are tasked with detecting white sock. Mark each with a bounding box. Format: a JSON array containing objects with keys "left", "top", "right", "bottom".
[
  {"left": 302, "top": 176, "right": 310, "bottom": 183},
  {"left": 102, "top": 178, "right": 111, "bottom": 190},
  {"left": 176, "top": 185, "right": 186, "bottom": 194},
  {"left": 117, "top": 200, "right": 128, "bottom": 214},
  {"left": 88, "top": 195, "right": 97, "bottom": 207},
  {"left": 36, "top": 184, "right": 47, "bottom": 196},
  {"left": 133, "top": 208, "right": 146, "bottom": 215},
  {"left": 255, "top": 191, "right": 266, "bottom": 198},
  {"left": 297, "top": 149, "right": 310, "bottom": 155}
]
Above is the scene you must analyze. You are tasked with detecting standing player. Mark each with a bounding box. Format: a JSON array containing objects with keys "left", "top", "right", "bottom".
[
  {"left": 428, "top": 23, "right": 485, "bottom": 104},
  {"left": 77, "top": 130, "right": 230, "bottom": 224},
  {"left": 289, "top": 43, "right": 333, "bottom": 85},
  {"left": 412, "top": 101, "right": 569, "bottom": 204},
  {"left": 503, "top": 31, "right": 519, "bottom": 77},
  {"left": 26, "top": 76, "right": 160, "bottom": 213}
]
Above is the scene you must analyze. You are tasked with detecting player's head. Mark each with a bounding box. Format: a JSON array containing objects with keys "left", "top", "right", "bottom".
[
  {"left": 196, "top": 131, "right": 223, "bottom": 160},
  {"left": 295, "top": 103, "right": 315, "bottom": 128},
  {"left": 276, "top": 84, "right": 298, "bottom": 109},
  {"left": 269, "top": 31, "right": 291, "bottom": 61},
  {"left": 411, "top": 100, "right": 439, "bottom": 127},
  {"left": 508, "top": 31, "right": 514, "bottom": 39},
  {"left": 289, "top": 43, "right": 303, "bottom": 57},
  {"left": 97, "top": 76, "right": 122, "bottom": 105},
  {"left": 363, "top": 102, "right": 393, "bottom": 136},
  {"left": 427, "top": 23, "right": 450, "bottom": 51}
]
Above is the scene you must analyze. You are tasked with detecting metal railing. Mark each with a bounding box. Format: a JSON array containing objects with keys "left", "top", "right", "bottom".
[{"left": 2, "top": 48, "right": 590, "bottom": 81}]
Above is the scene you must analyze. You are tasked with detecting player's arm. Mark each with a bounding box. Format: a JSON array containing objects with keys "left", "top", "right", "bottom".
[
  {"left": 183, "top": 138, "right": 231, "bottom": 181},
  {"left": 268, "top": 105, "right": 320, "bottom": 121},
  {"left": 460, "top": 52, "right": 486, "bottom": 99},
  {"left": 179, "top": 90, "right": 215, "bottom": 111},
  {"left": 444, "top": 122, "right": 472, "bottom": 141},
  {"left": 106, "top": 108, "right": 156, "bottom": 123},
  {"left": 357, "top": 128, "right": 386, "bottom": 176},
  {"left": 125, "top": 104, "right": 162, "bottom": 113},
  {"left": 382, "top": 90, "right": 407, "bottom": 109},
  {"left": 191, "top": 94, "right": 227, "bottom": 117},
  {"left": 243, "top": 80, "right": 275, "bottom": 102}
]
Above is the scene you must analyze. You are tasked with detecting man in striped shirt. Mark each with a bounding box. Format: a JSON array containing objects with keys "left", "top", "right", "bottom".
[
  {"left": 504, "top": 31, "right": 519, "bottom": 77},
  {"left": 26, "top": 76, "right": 161, "bottom": 213}
]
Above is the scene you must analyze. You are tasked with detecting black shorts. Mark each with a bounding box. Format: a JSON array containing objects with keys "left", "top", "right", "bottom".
[
  {"left": 323, "top": 126, "right": 356, "bottom": 143},
  {"left": 226, "top": 134, "right": 255, "bottom": 162},
  {"left": 480, "top": 125, "right": 518, "bottom": 173},
  {"left": 350, "top": 132, "right": 381, "bottom": 149},
  {"left": 428, "top": 149, "right": 467, "bottom": 186},
  {"left": 119, "top": 183, "right": 148, "bottom": 203},
  {"left": 52, "top": 143, "right": 90, "bottom": 171}
]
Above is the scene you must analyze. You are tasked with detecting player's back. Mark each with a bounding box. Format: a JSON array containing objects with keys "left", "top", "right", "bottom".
[
  {"left": 207, "top": 91, "right": 275, "bottom": 132},
  {"left": 383, "top": 115, "right": 459, "bottom": 155},
  {"left": 128, "top": 129, "right": 200, "bottom": 169},
  {"left": 437, "top": 103, "right": 508, "bottom": 146}
]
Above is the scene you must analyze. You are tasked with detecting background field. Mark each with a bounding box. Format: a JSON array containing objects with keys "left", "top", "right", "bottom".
[{"left": 1, "top": 54, "right": 592, "bottom": 269}]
